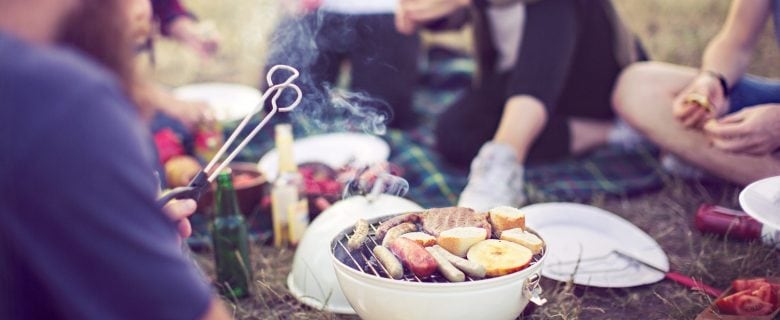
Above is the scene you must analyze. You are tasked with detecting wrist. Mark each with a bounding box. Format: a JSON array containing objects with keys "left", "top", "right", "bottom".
[{"left": 701, "top": 70, "right": 730, "bottom": 98}]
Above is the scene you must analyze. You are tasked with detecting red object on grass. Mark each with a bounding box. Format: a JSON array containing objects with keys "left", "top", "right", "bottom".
[
  {"left": 694, "top": 204, "right": 763, "bottom": 240},
  {"left": 716, "top": 278, "right": 780, "bottom": 316},
  {"left": 664, "top": 272, "right": 723, "bottom": 298}
]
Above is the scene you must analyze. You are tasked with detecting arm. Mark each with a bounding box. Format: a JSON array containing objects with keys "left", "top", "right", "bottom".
[
  {"left": 10, "top": 82, "right": 216, "bottom": 319},
  {"left": 671, "top": 0, "right": 772, "bottom": 127},
  {"left": 152, "top": 0, "right": 195, "bottom": 36},
  {"left": 701, "top": 0, "right": 771, "bottom": 86},
  {"left": 152, "top": 0, "right": 219, "bottom": 57}
]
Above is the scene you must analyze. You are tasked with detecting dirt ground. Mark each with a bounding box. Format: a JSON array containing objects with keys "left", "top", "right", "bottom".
[{"left": 161, "top": 1, "right": 780, "bottom": 319}]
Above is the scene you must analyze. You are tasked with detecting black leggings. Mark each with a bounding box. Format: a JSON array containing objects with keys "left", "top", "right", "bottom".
[
  {"left": 436, "top": 0, "right": 638, "bottom": 167},
  {"left": 265, "top": 12, "right": 421, "bottom": 129}
]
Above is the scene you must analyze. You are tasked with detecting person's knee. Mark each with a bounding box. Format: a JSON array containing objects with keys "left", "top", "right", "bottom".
[{"left": 612, "top": 62, "right": 672, "bottom": 124}]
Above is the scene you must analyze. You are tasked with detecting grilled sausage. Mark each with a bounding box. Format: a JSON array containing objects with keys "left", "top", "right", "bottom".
[
  {"left": 389, "top": 238, "right": 437, "bottom": 278},
  {"left": 347, "top": 219, "right": 369, "bottom": 251},
  {"left": 431, "top": 245, "right": 486, "bottom": 279},
  {"left": 381, "top": 222, "right": 417, "bottom": 247},
  {"left": 375, "top": 213, "right": 422, "bottom": 241},
  {"left": 426, "top": 247, "right": 465, "bottom": 282},
  {"left": 373, "top": 245, "right": 404, "bottom": 279}
]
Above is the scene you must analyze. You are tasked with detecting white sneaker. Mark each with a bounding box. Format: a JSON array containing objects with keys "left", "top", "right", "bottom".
[
  {"left": 661, "top": 154, "right": 706, "bottom": 180},
  {"left": 458, "top": 142, "right": 526, "bottom": 212},
  {"left": 608, "top": 118, "right": 646, "bottom": 150}
]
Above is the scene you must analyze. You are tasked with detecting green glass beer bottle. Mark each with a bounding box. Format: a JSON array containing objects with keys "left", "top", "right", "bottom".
[{"left": 211, "top": 170, "right": 252, "bottom": 298}]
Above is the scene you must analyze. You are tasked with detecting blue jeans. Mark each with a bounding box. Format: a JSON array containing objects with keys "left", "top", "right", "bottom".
[{"left": 728, "top": 74, "right": 780, "bottom": 113}]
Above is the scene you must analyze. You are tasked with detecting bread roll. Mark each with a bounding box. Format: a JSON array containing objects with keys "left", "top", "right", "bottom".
[
  {"left": 400, "top": 232, "right": 436, "bottom": 247},
  {"left": 500, "top": 228, "right": 543, "bottom": 254},
  {"left": 488, "top": 206, "right": 525, "bottom": 236},
  {"left": 437, "top": 227, "right": 488, "bottom": 257}
]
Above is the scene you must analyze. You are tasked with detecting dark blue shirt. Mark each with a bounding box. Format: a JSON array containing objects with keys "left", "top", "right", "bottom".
[{"left": 0, "top": 33, "right": 212, "bottom": 319}]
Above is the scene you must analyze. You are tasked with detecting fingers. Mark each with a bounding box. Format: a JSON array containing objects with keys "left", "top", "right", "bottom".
[
  {"left": 703, "top": 118, "right": 746, "bottom": 139},
  {"left": 163, "top": 199, "right": 197, "bottom": 221},
  {"left": 395, "top": 8, "right": 417, "bottom": 35},
  {"left": 177, "top": 219, "right": 193, "bottom": 239}
]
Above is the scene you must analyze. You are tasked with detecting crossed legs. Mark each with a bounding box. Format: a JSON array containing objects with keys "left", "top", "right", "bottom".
[{"left": 612, "top": 61, "right": 780, "bottom": 185}]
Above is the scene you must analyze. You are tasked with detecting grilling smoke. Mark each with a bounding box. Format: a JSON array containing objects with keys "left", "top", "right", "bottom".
[
  {"left": 266, "top": 7, "right": 391, "bottom": 136},
  {"left": 342, "top": 164, "right": 409, "bottom": 199}
]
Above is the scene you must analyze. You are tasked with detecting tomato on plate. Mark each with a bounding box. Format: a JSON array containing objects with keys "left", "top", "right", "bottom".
[
  {"left": 733, "top": 278, "right": 771, "bottom": 292},
  {"left": 717, "top": 290, "right": 775, "bottom": 316}
]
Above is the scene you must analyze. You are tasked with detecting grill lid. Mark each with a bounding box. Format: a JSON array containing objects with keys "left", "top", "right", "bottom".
[{"left": 287, "top": 195, "right": 424, "bottom": 314}]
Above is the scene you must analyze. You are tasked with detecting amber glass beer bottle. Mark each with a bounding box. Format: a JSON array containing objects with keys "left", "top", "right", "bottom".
[
  {"left": 270, "top": 124, "right": 310, "bottom": 247},
  {"left": 211, "top": 170, "right": 252, "bottom": 298}
]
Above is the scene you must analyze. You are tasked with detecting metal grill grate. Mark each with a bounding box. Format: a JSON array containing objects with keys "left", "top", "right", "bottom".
[{"left": 332, "top": 219, "right": 545, "bottom": 283}]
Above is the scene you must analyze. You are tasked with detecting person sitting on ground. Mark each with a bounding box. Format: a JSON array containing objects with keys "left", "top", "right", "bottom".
[
  {"left": 266, "top": 0, "right": 421, "bottom": 129},
  {"left": 612, "top": 0, "right": 780, "bottom": 186},
  {"left": 0, "top": 0, "right": 230, "bottom": 318},
  {"left": 396, "top": 0, "right": 645, "bottom": 211}
]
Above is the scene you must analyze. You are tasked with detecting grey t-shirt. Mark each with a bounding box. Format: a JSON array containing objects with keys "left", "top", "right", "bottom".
[{"left": 0, "top": 32, "right": 212, "bottom": 319}]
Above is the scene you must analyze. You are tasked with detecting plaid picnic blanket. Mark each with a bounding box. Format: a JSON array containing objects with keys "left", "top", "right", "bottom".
[
  {"left": 186, "top": 47, "right": 666, "bottom": 246},
  {"left": 222, "top": 47, "right": 665, "bottom": 208}
]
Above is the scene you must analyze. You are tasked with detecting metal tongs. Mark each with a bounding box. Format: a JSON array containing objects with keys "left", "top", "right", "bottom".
[{"left": 157, "top": 65, "right": 303, "bottom": 207}]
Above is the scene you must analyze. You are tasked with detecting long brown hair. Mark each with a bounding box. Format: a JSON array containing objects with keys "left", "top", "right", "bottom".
[{"left": 59, "top": 0, "right": 151, "bottom": 116}]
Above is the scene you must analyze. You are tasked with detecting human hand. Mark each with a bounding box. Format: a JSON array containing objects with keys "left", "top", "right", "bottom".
[
  {"left": 672, "top": 73, "right": 729, "bottom": 129},
  {"left": 169, "top": 18, "right": 220, "bottom": 58},
  {"left": 703, "top": 104, "right": 780, "bottom": 156},
  {"left": 163, "top": 199, "right": 197, "bottom": 240}
]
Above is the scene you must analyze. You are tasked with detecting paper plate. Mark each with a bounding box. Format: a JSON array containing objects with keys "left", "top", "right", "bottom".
[
  {"left": 173, "top": 82, "right": 262, "bottom": 122},
  {"left": 524, "top": 203, "right": 669, "bottom": 288},
  {"left": 258, "top": 133, "right": 390, "bottom": 181},
  {"left": 740, "top": 176, "right": 780, "bottom": 230}
]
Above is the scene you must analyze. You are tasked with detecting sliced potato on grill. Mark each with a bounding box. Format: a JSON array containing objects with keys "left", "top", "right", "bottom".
[{"left": 466, "top": 239, "right": 533, "bottom": 277}]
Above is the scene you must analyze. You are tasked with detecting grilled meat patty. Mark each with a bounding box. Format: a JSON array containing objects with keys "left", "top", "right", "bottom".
[
  {"left": 375, "top": 207, "right": 492, "bottom": 241},
  {"left": 420, "top": 207, "right": 491, "bottom": 237}
]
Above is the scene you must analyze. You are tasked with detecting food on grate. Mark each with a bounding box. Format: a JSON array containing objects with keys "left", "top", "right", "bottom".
[
  {"left": 389, "top": 238, "right": 438, "bottom": 278},
  {"left": 426, "top": 247, "right": 465, "bottom": 282},
  {"left": 430, "top": 245, "right": 486, "bottom": 279},
  {"left": 420, "top": 207, "right": 492, "bottom": 237},
  {"left": 400, "top": 232, "right": 437, "bottom": 247},
  {"left": 437, "top": 227, "right": 489, "bottom": 257},
  {"left": 347, "top": 219, "right": 369, "bottom": 251},
  {"left": 373, "top": 245, "right": 404, "bottom": 279},
  {"left": 488, "top": 206, "right": 525, "bottom": 237},
  {"left": 467, "top": 240, "right": 533, "bottom": 277},
  {"left": 500, "top": 228, "right": 543, "bottom": 254},
  {"left": 375, "top": 213, "right": 423, "bottom": 241},
  {"left": 382, "top": 222, "right": 418, "bottom": 247}
]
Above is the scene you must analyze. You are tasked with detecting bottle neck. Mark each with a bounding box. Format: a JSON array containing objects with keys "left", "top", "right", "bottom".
[
  {"left": 276, "top": 132, "right": 298, "bottom": 174},
  {"left": 215, "top": 178, "right": 242, "bottom": 217}
]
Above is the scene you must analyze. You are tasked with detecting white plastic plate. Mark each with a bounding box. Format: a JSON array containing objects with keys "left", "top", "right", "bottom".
[
  {"left": 524, "top": 202, "right": 669, "bottom": 288},
  {"left": 173, "top": 82, "right": 262, "bottom": 123},
  {"left": 258, "top": 132, "right": 390, "bottom": 181},
  {"left": 739, "top": 176, "right": 780, "bottom": 230}
]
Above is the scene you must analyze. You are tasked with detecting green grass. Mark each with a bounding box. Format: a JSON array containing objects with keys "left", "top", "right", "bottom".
[{"left": 166, "top": 1, "right": 780, "bottom": 319}]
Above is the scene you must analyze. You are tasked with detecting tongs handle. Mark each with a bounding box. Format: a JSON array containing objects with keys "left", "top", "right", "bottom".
[
  {"left": 156, "top": 65, "right": 302, "bottom": 207},
  {"left": 156, "top": 171, "right": 210, "bottom": 207}
]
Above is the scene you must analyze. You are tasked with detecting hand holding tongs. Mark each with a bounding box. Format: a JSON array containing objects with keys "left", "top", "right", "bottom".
[{"left": 156, "top": 65, "right": 303, "bottom": 207}]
